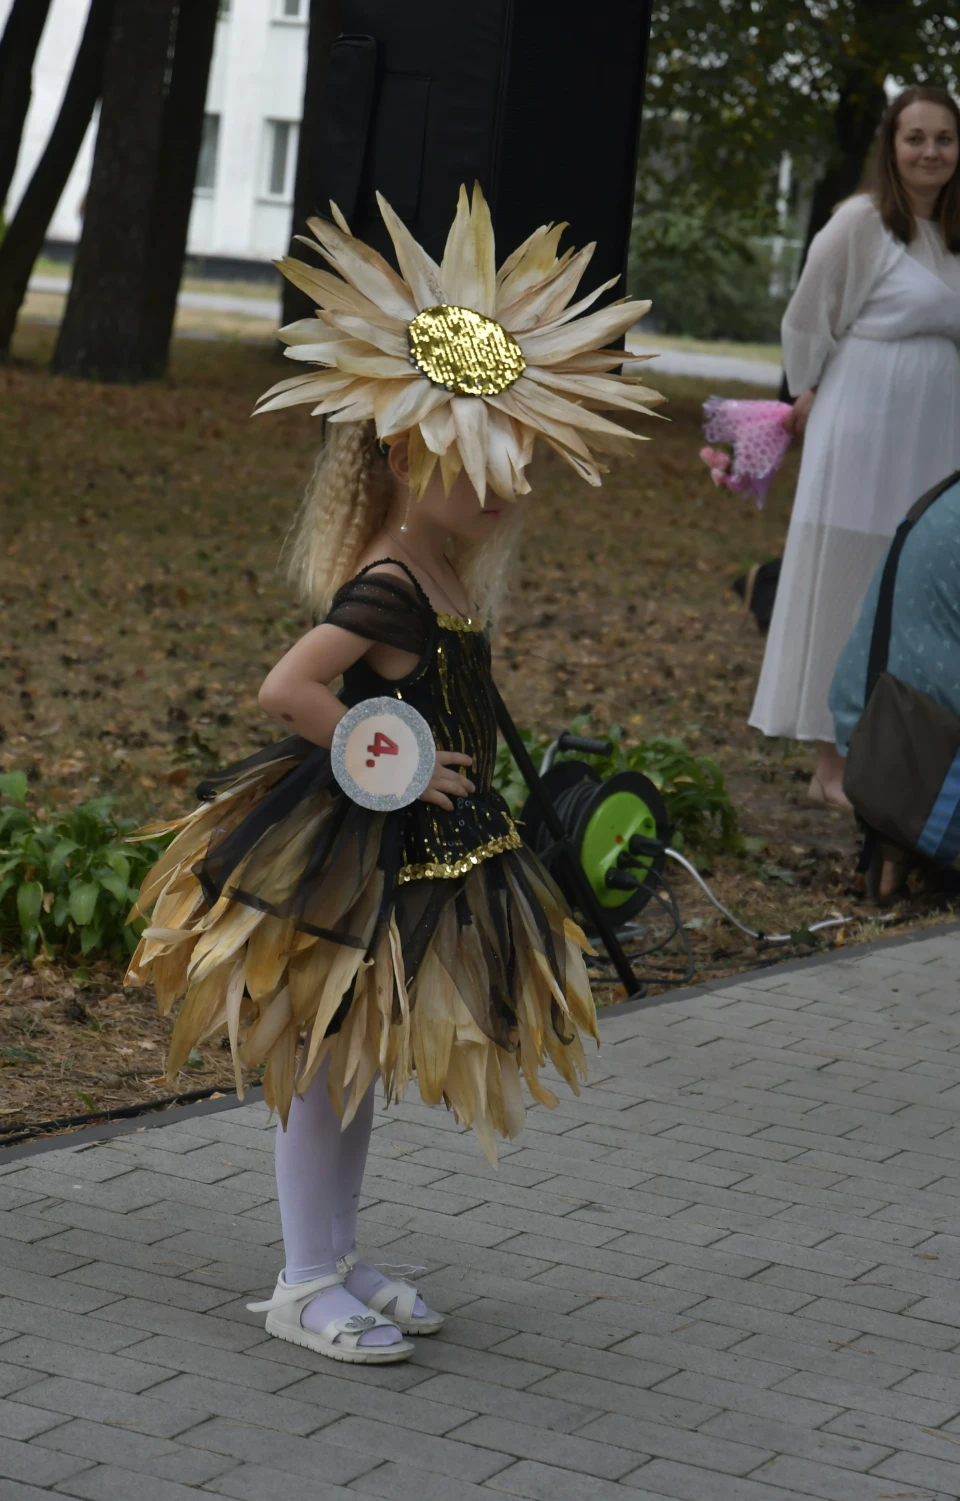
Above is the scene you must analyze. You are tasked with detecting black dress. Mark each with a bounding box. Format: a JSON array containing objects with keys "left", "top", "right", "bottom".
[{"left": 127, "top": 562, "right": 597, "bottom": 1160}]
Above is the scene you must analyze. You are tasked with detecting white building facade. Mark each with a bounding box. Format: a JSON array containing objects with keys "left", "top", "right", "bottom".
[{"left": 1, "top": 0, "right": 310, "bottom": 266}]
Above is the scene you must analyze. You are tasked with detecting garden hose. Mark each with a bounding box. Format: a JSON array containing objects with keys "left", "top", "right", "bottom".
[{"left": 664, "top": 847, "right": 853, "bottom": 945}]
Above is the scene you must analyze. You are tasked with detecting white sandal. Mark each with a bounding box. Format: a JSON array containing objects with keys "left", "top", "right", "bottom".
[
  {"left": 337, "top": 1251, "right": 445, "bottom": 1336},
  {"left": 248, "top": 1271, "right": 414, "bottom": 1364}
]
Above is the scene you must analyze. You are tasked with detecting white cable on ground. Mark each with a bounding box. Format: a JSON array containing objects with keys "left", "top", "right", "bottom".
[{"left": 664, "top": 847, "right": 854, "bottom": 945}]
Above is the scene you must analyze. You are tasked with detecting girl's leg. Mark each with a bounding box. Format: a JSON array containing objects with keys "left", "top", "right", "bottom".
[
  {"left": 274, "top": 1059, "right": 401, "bottom": 1348},
  {"left": 331, "top": 1076, "right": 376, "bottom": 1264},
  {"left": 332, "top": 1077, "right": 431, "bottom": 1322}
]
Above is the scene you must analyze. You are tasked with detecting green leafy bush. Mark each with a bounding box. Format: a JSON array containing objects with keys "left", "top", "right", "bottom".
[
  {"left": 0, "top": 771, "right": 172, "bottom": 961},
  {"left": 493, "top": 721, "right": 740, "bottom": 857},
  {"left": 629, "top": 193, "right": 787, "bottom": 343}
]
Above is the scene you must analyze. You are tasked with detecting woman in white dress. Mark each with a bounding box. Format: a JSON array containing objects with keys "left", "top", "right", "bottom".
[{"left": 750, "top": 86, "right": 960, "bottom": 807}]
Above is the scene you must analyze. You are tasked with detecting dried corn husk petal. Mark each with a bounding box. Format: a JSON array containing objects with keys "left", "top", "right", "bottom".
[
  {"left": 128, "top": 755, "right": 599, "bottom": 1155},
  {"left": 255, "top": 181, "right": 659, "bottom": 501}
]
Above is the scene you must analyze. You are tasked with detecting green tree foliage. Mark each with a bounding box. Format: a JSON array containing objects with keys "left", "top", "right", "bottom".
[
  {"left": 640, "top": 1, "right": 959, "bottom": 216},
  {"left": 628, "top": 190, "right": 786, "bottom": 339}
]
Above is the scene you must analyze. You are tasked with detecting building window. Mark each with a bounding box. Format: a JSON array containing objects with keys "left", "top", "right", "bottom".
[
  {"left": 195, "top": 114, "right": 220, "bottom": 193},
  {"left": 275, "top": 0, "right": 306, "bottom": 19},
  {"left": 264, "top": 120, "right": 298, "bottom": 199}
]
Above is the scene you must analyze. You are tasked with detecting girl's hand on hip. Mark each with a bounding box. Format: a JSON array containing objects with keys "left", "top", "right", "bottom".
[
  {"left": 783, "top": 388, "right": 816, "bottom": 437},
  {"left": 420, "top": 750, "right": 475, "bottom": 811}
]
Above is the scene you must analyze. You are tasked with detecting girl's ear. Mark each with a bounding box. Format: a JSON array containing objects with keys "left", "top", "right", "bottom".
[{"left": 387, "top": 438, "right": 410, "bottom": 486}]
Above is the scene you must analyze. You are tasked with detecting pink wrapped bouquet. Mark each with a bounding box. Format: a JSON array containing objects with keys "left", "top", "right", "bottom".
[{"left": 699, "top": 396, "right": 793, "bottom": 509}]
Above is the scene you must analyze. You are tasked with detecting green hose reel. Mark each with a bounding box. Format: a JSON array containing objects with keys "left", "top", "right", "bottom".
[{"left": 518, "top": 742, "right": 671, "bottom": 925}]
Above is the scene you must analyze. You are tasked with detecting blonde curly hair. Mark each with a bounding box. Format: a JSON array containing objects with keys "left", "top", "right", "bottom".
[{"left": 286, "top": 420, "right": 524, "bottom": 626}]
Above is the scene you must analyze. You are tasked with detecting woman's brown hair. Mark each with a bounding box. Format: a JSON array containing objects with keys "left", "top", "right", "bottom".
[{"left": 870, "top": 86, "right": 960, "bottom": 251}]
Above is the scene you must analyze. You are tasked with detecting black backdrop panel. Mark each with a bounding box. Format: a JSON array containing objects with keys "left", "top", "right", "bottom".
[
  {"left": 492, "top": 0, "right": 653, "bottom": 293},
  {"left": 312, "top": 0, "right": 654, "bottom": 293}
]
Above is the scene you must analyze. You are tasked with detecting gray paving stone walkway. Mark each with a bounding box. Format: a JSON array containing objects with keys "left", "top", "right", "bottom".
[{"left": 2, "top": 929, "right": 960, "bottom": 1500}]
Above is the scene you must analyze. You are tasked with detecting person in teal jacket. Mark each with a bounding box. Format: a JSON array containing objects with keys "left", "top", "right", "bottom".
[{"left": 830, "top": 470, "right": 960, "bottom": 899}]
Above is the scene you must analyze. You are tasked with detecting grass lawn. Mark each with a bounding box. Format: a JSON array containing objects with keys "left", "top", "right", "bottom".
[
  {"left": 33, "top": 254, "right": 281, "bottom": 302},
  {"left": 26, "top": 258, "right": 284, "bottom": 346},
  {"left": 629, "top": 324, "right": 782, "bottom": 364},
  {"left": 20, "top": 287, "right": 279, "bottom": 342},
  {"left": 31, "top": 264, "right": 781, "bottom": 361},
  {"left": 1, "top": 321, "right": 953, "bottom": 1134}
]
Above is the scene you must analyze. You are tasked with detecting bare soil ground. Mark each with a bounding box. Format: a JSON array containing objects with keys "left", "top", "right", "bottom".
[{"left": 2, "top": 322, "right": 954, "bottom": 1137}]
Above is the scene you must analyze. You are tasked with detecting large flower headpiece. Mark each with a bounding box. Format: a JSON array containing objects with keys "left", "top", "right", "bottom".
[{"left": 256, "top": 183, "right": 663, "bottom": 502}]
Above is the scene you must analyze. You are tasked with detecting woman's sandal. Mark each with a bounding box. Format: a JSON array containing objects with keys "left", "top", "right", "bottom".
[
  {"left": 337, "top": 1250, "right": 445, "bottom": 1336},
  {"left": 248, "top": 1271, "right": 414, "bottom": 1364},
  {"left": 807, "top": 775, "right": 852, "bottom": 810}
]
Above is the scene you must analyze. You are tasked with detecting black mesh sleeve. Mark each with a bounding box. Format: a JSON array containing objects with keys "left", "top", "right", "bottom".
[{"left": 324, "top": 568, "right": 432, "bottom": 656}]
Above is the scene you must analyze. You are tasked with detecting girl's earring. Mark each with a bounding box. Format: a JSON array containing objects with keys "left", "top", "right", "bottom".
[{"left": 399, "top": 496, "right": 411, "bottom": 534}]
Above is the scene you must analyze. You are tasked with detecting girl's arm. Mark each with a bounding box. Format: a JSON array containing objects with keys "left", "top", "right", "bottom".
[
  {"left": 258, "top": 622, "right": 371, "bottom": 747},
  {"left": 258, "top": 624, "right": 474, "bottom": 811}
]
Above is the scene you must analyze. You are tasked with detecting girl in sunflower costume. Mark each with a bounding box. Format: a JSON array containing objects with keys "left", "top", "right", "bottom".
[{"left": 126, "top": 185, "right": 662, "bottom": 1364}]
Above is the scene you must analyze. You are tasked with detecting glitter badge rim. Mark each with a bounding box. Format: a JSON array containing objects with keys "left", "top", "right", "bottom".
[{"left": 331, "top": 696, "right": 437, "bottom": 812}]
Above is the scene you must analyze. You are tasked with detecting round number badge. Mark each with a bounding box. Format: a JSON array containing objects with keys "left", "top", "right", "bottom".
[{"left": 331, "top": 697, "right": 436, "bottom": 812}]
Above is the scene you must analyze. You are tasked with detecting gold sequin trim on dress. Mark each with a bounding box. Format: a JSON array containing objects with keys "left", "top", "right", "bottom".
[
  {"left": 398, "top": 825, "right": 522, "bottom": 884},
  {"left": 436, "top": 613, "right": 485, "bottom": 633}
]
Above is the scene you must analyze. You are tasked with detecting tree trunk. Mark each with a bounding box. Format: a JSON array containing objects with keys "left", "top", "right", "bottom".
[
  {"left": 799, "top": 76, "right": 889, "bottom": 264},
  {"left": 138, "top": 0, "right": 220, "bottom": 378},
  {"left": 281, "top": 0, "right": 343, "bottom": 333},
  {"left": 0, "top": 0, "right": 55, "bottom": 216},
  {"left": 0, "top": 0, "right": 115, "bottom": 360},
  {"left": 51, "top": 0, "right": 178, "bottom": 381},
  {"left": 779, "top": 71, "right": 887, "bottom": 400}
]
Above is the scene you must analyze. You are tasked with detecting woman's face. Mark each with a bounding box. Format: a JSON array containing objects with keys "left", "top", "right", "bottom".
[{"left": 895, "top": 102, "right": 959, "bottom": 206}]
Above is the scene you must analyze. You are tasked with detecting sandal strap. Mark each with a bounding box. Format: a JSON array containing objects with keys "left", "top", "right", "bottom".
[
  {"left": 335, "top": 1251, "right": 361, "bottom": 1276},
  {"left": 321, "top": 1308, "right": 398, "bottom": 1349},
  {"left": 368, "top": 1278, "right": 418, "bottom": 1324},
  {"left": 247, "top": 1270, "right": 343, "bottom": 1313}
]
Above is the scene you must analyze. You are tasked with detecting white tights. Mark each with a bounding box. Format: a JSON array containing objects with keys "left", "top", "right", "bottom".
[{"left": 274, "top": 1059, "right": 424, "bottom": 1347}]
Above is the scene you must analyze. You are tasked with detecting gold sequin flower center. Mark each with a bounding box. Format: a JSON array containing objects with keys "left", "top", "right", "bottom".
[{"left": 408, "top": 304, "right": 526, "bottom": 397}]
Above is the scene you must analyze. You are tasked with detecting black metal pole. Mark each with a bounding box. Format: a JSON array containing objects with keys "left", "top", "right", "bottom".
[{"left": 491, "top": 684, "right": 646, "bottom": 1001}]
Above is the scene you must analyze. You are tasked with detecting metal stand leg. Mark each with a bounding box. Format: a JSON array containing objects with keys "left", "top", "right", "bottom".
[{"left": 491, "top": 685, "right": 646, "bottom": 1001}]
